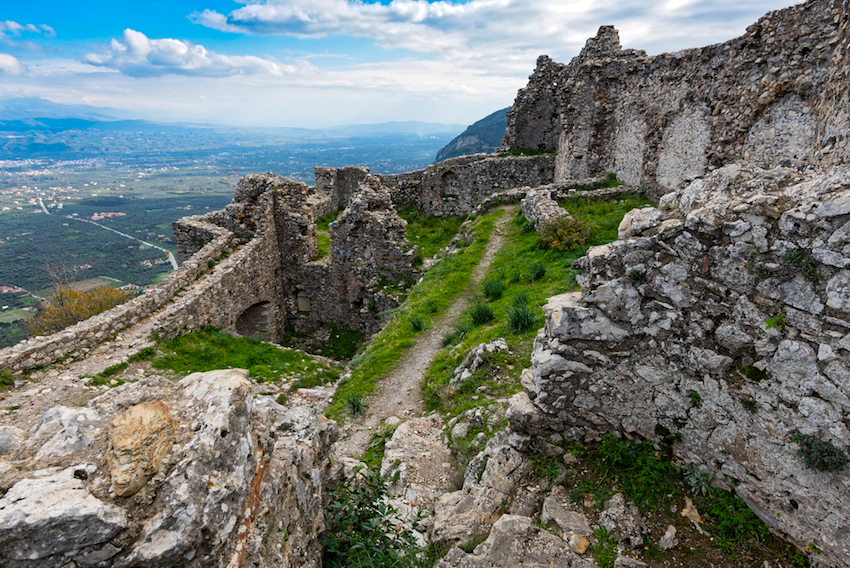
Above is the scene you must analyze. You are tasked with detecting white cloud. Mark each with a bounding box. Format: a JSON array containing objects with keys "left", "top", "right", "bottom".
[
  {"left": 0, "top": 19, "right": 54, "bottom": 50},
  {"left": 0, "top": 53, "right": 23, "bottom": 75},
  {"left": 191, "top": 0, "right": 799, "bottom": 58},
  {"left": 83, "top": 29, "right": 301, "bottom": 77}
]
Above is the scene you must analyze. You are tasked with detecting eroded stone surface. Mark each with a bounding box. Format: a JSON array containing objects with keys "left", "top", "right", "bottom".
[{"left": 107, "top": 400, "right": 174, "bottom": 497}]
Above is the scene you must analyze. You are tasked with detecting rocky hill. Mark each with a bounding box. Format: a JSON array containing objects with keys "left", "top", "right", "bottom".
[
  {"left": 435, "top": 107, "right": 509, "bottom": 162},
  {"left": 0, "top": 1, "right": 848, "bottom": 567}
]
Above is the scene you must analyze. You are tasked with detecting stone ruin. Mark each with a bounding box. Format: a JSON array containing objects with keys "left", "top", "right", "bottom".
[
  {"left": 0, "top": 151, "right": 552, "bottom": 373},
  {"left": 0, "top": 0, "right": 849, "bottom": 566},
  {"left": 502, "top": 0, "right": 849, "bottom": 192}
]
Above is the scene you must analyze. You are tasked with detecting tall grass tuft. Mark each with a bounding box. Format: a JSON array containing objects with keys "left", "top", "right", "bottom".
[
  {"left": 482, "top": 277, "right": 505, "bottom": 301},
  {"left": 468, "top": 303, "right": 495, "bottom": 326},
  {"left": 506, "top": 293, "right": 539, "bottom": 333}
]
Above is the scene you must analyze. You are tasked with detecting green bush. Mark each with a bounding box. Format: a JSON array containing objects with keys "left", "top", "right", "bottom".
[
  {"left": 537, "top": 215, "right": 597, "bottom": 252},
  {"left": 346, "top": 393, "right": 365, "bottom": 417},
  {"left": 0, "top": 368, "right": 15, "bottom": 389},
  {"left": 482, "top": 277, "right": 505, "bottom": 301},
  {"left": 468, "top": 304, "right": 495, "bottom": 326},
  {"left": 793, "top": 431, "right": 847, "bottom": 471},
  {"left": 409, "top": 315, "right": 426, "bottom": 332},
  {"left": 323, "top": 468, "right": 426, "bottom": 568},
  {"left": 528, "top": 261, "right": 546, "bottom": 281}
]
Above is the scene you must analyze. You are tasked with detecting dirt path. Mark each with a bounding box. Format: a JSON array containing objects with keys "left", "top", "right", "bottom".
[{"left": 333, "top": 205, "right": 514, "bottom": 460}]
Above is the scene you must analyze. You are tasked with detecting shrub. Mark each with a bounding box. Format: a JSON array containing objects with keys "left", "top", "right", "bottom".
[
  {"left": 687, "top": 389, "right": 702, "bottom": 407},
  {"left": 537, "top": 215, "right": 597, "bottom": 252},
  {"left": 323, "top": 467, "right": 426, "bottom": 568},
  {"left": 793, "top": 431, "right": 847, "bottom": 471},
  {"left": 0, "top": 368, "right": 15, "bottom": 389},
  {"left": 482, "top": 277, "right": 505, "bottom": 301},
  {"left": 346, "top": 393, "right": 365, "bottom": 417},
  {"left": 28, "top": 285, "right": 134, "bottom": 337},
  {"left": 682, "top": 464, "right": 713, "bottom": 496},
  {"left": 468, "top": 303, "right": 495, "bottom": 326}
]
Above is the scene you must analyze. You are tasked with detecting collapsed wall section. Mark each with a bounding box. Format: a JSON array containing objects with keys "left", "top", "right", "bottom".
[
  {"left": 502, "top": 0, "right": 846, "bottom": 193},
  {"left": 286, "top": 174, "right": 416, "bottom": 335},
  {"left": 512, "top": 163, "right": 850, "bottom": 565}
]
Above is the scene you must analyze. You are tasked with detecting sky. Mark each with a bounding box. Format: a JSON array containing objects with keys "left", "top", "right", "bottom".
[{"left": 0, "top": 0, "right": 801, "bottom": 128}]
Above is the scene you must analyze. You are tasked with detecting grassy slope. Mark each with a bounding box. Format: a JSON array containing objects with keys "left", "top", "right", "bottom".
[
  {"left": 139, "top": 327, "right": 341, "bottom": 387},
  {"left": 422, "top": 193, "right": 654, "bottom": 418},
  {"left": 325, "top": 209, "right": 503, "bottom": 420}
]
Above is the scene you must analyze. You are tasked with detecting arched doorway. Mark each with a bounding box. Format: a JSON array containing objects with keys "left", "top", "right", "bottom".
[{"left": 235, "top": 301, "right": 272, "bottom": 340}]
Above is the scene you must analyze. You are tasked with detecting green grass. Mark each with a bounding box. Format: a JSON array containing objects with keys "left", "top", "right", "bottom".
[
  {"left": 148, "top": 327, "right": 342, "bottom": 386},
  {"left": 566, "top": 434, "right": 770, "bottom": 553},
  {"left": 422, "top": 194, "right": 652, "bottom": 418},
  {"left": 325, "top": 209, "right": 502, "bottom": 421},
  {"left": 397, "top": 206, "right": 465, "bottom": 260},
  {"left": 362, "top": 420, "right": 401, "bottom": 469}
]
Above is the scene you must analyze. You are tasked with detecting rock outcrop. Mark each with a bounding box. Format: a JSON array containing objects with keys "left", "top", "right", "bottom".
[
  {"left": 0, "top": 369, "right": 338, "bottom": 568},
  {"left": 514, "top": 163, "right": 850, "bottom": 566}
]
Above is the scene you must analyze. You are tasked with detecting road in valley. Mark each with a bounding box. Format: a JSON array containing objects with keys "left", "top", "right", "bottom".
[{"left": 38, "top": 198, "right": 179, "bottom": 270}]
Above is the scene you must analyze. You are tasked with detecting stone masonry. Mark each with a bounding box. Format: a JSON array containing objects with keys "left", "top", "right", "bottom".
[{"left": 502, "top": 0, "right": 848, "bottom": 193}]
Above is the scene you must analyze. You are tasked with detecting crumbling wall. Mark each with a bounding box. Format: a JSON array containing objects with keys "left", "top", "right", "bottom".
[
  {"left": 502, "top": 0, "right": 847, "bottom": 193},
  {"left": 382, "top": 154, "right": 555, "bottom": 216},
  {"left": 511, "top": 163, "right": 850, "bottom": 566},
  {"left": 288, "top": 175, "right": 415, "bottom": 334},
  {"left": 311, "top": 165, "right": 371, "bottom": 219}
]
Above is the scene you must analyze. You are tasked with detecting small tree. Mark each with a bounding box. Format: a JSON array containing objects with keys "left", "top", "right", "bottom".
[{"left": 28, "top": 284, "right": 134, "bottom": 337}]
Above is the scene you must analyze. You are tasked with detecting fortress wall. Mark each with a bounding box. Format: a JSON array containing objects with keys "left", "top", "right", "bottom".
[
  {"left": 0, "top": 226, "right": 237, "bottom": 371},
  {"left": 150, "top": 218, "right": 283, "bottom": 340},
  {"left": 382, "top": 154, "right": 556, "bottom": 216},
  {"left": 503, "top": 0, "right": 846, "bottom": 194}
]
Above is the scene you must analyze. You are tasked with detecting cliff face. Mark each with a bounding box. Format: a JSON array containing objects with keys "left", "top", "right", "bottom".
[{"left": 501, "top": 0, "right": 848, "bottom": 192}]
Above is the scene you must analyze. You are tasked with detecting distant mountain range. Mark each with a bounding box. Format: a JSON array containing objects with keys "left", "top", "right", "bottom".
[
  {"left": 435, "top": 107, "right": 509, "bottom": 162},
  {"left": 0, "top": 97, "right": 470, "bottom": 160}
]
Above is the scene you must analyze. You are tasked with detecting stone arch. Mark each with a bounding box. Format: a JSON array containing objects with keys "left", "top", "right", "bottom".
[{"left": 235, "top": 301, "right": 272, "bottom": 340}]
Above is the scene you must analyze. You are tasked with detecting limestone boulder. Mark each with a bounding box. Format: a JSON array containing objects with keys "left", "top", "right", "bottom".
[
  {"left": 436, "top": 514, "right": 593, "bottom": 568},
  {"left": 0, "top": 465, "right": 127, "bottom": 563}
]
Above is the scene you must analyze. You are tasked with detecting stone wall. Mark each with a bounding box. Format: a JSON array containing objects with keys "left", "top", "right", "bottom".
[
  {"left": 0, "top": 226, "right": 236, "bottom": 372},
  {"left": 287, "top": 175, "right": 415, "bottom": 335},
  {"left": 0, "top": 369, "right": 339, "bottom": 568},
  {"left": 382, "top": 154, "right": 555, "bottom": 216},
  {"left": 511, "top": 163, "right": 850, "bottom": 566},
  {"left": 501, "top": 0, "right": 847, "bottom": 194}
]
